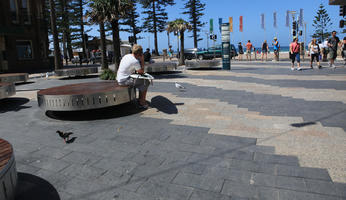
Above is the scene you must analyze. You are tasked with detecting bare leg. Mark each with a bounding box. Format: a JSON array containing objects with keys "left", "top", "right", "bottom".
[{"left": 139, "top": 90, "right": 148, "bottom": 106}]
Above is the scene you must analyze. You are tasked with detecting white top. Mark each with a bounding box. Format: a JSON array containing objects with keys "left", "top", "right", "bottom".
[
  {"left": 310, "top": 44, "right": 319, "bottom": 54},
  {"left": 318, "top": 43, "right": 324, "bottom": 50},
  {"left": 323, "top": 40, "right": 328, "bottom": 48},
  {"left": 116, "top": 54, "right": 141, "bottom": 82}
]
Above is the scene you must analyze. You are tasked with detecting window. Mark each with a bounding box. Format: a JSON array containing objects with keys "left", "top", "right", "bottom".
[
  {"left": 10, "top": 0, "right": 18, "bottom": 22},
  {"left": 16, "top": 41, "right": 33, "bottom": 59},
  {"left": 22, "top": 0, "right": 31, "bottom": 24}
]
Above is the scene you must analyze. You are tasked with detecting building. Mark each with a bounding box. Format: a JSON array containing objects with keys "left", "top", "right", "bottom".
[{"left": 0, "top": 0, "right": 50, "bottom": 73}]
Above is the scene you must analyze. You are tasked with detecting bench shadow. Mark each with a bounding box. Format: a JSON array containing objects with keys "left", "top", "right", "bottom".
[
  {"left": 15, "top": 81, "right": 35, "bottom": 86},
  {"left": 150, "top": 95, "right": 181, "bottom": 114},
  {"left": 0, "top": 98, "right": 31, "bottom": 113},
  {"left": 58, "top": 74, "right": 99, "bottom": 80},
  {"left": 45, "top": 102, "right": 144, "bottom": 121},
  {"left": 15, "top": 172, "right": 60, "bottom": 200}
]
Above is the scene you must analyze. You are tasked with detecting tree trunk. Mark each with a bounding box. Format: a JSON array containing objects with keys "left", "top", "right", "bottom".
[
  {"left": 99, "top": 22, "right": 108, "bottom": 69},
  {"left": 192, "top": 0, "right": 198, "bottom": 48},
  {"left": 49, "top": 0, "right": 62, "bottom": 70},
  {"left": 152, "top": 0, "right": 159, "bottom": 56},
  {"left": 179, "top": 30, "right": 185, "bottom": 65},
  {"left": 112, "top": 20, "right": 121, "bottom": 72},
  {"left": 79, "top": 0, "right": 88, "bottom": 60}
]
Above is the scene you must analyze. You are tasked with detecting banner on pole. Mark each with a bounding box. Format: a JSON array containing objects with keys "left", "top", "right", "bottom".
[
  {"left": 286, "top": 10, "right": 289, "bottom": 27},
  {"left": 299, "top": 9, "right": 303, "bottom": 27},
  {"left": 273, "top": 12, "right": 277, "bottom": 28},
  {"left": 210, "top": 18, "right": 213, "bottom": 32},
  {"left": 219, "top": 18, "right": 222, "bottom": 32},
  {"left": 260, "top": 14, "right": 265, "bottom": 30},
  {"left": 229, "top": 17, "right": 233, "bottom": 32},
  {"left": 239, "top": 16, "right": 243, "bottom": 32}
]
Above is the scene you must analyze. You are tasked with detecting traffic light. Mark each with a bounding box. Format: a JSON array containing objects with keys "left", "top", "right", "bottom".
[
  {"left": 299, "top": 30, "right": 303, "bottom": 36},
  {"left": 340, "top": 6, "right": 345, "bottom": 17},
  {"left": 340, "top": 20, "right": 345, "bottom": 28},
  {"left": 210, "top": 34, "right": 213, "bottom": 40},
  {"left": 292, "top": 21, "right": 297, "bottom": 30},
  {"left": 292, "top": 30, "right": 296, "bottom": 37}
]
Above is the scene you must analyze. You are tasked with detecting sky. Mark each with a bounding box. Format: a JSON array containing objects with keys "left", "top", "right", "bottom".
[{"left": 87, "top": 0, "right": 345, "bottom": 51}]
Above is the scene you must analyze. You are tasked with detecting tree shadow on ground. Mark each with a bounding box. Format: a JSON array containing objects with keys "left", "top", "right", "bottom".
[
  {"left": 45, "top": 102, "right": 145, "bottom": 121},
  {"left": 187, "top": 67, "right": 222, "bottom": 71},
  {"left": 150, "top": 95, "right": 183, "bottom": 114},
  {"left": 0, "top": 98, "right": 31, "bottom": 113},
  {"left": 15, "top": 172, "right": 60, "bottom": 200},
  {"left": 152, "top": 71, "right": 188, "bottom": 80}
]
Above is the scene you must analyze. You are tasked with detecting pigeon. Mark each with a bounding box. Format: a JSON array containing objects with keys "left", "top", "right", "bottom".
[
  {"left": 57, "top": 130, "right": 74, "bottom": 141},
  {"left": 46, "top": 72, "right": 49, "bottom": 78},
  {"left": 66, "top": 137, "right": 77, "bottom": 144},
  {"left": 175, "top": 82, "right": 186, "bottom": 91}
]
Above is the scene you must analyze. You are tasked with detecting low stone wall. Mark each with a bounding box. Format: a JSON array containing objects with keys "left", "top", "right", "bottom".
[
  {"left": 55, "top": 67, "right": 98, "bottom": 77},
  {"left": 145, "top": 62, "right": 177, "bottom": 73},
  {"left": 185, "top": 60, "right": 221, "bottom": 68}
]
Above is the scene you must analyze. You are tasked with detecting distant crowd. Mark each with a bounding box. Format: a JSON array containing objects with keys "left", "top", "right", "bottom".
[{"left": 236, "top": 31, "right": 346, "bottom": 70}]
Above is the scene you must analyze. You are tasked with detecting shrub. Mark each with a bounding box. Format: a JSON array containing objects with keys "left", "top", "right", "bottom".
[{"left": 100, "top": 69, "right": 117, "bottom": 80}]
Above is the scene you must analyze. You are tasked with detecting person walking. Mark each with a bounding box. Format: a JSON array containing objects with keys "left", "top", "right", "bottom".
[
  {"left": 342, "top": 37, "right": 346, "bottom": 66},
  {"left": 238, "top": 42, "right": 244, "bottom": 61},
  {"left": 289, "top": 37, "right": 301, "bottom": 71},
  {"left": 246, "top": 40, "right": 253, "bottom": 61},
  {"left": 308, "top": 39, "right": 321, "bottom": 69},
  {"left": 261, "top": 40, "right": 269, "bottom": 61},
  {"left": 168, "top": 45, "right": 173, "bottom": 61},
  {"left": 327, "top": 31, "right": 340, "bottom": 69},
  {"left": 272, "top": 37, "right": 280, "bottom": 61}
]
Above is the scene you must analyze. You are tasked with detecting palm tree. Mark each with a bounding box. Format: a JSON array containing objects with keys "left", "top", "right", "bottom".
[
  {"left": 88, "top": 0, "right": 108, "bottom": 69},
  {"left": 167, "top": 19, "right": 192, "bottom": 65},
  {"left": 88, "top": 0, "right": 131, "bottom": 71},
  {"left": 48, "top": 0, "right": 63, "bottom": 70}
]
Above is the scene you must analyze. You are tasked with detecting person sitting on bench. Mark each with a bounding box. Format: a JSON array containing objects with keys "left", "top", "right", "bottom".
[{"left": 117, "top": 44, "right": 150, "bottom": 109}]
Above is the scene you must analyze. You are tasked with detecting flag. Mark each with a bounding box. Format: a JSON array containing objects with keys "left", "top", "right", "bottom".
[
  {"left": 210, "top": 18, "right": 213, "bottom": 32},
  {"left": 239, "top": 16, "right": 243, "bottom": 32},
  {"left": 219, "top": 18, "right": 222, "bottom": 32},
  {"left": 229, "top": 17, "right": 233, "bottom": 32},
  {"left": 299, "top": 9, "right": 304, "bottom": 26},
  {"left": 260, "top": 14, "right": 265, "bottom": 30},
  {"left": 273, "top": 12, "right": 277, "bottom": 28},
  {"left": 286, "top": 10, "right": 289, "bottom": 27}
]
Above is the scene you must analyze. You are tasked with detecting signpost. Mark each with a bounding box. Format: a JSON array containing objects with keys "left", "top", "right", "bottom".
[{"left": 221, "top": 23, "right": 230, "bottom": 70}]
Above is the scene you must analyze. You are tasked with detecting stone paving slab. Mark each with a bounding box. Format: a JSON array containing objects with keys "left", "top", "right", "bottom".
[{"left": 1, "top": 62, "right": 346, "bottom": 199}]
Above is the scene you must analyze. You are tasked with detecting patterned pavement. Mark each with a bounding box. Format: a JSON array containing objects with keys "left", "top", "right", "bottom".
[{"left": 0, "top": 60, "right": 345, "bottom": 200}]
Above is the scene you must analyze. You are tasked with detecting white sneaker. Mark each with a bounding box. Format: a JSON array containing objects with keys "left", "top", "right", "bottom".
[
  {"left": 332, "top": 65, "right": 336, "bottom": 69},
  {"left": 297, "top": 67, "right": 302, "bottom": 71},
  {"left": 291, "top": 68, "right": 295, "bottom": 71}
]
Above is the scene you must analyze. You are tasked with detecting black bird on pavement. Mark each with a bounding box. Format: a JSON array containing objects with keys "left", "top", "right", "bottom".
[{"left": 57, "top": 130, "right": 74, "bottom": 140}]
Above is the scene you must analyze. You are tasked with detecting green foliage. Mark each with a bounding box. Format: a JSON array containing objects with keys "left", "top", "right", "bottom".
[
  {"left": 119, "top": 0, "right": 142, "bottom": 43},
  {"left": 182, "top": 0, "right": 206, "bottom": 48},
  {"left": 312, "top": 4, "right": 332, "bottom": 41},
  {"left": 100, "top": 69, "right": 117, "bottom": 80}
]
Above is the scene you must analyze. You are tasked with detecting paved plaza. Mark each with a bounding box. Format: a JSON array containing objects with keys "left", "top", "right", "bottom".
[{"left": 1, "top": 60, "right": 346, "bottom": 200}]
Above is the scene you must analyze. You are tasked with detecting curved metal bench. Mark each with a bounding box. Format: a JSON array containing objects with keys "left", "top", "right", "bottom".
[
  {"left": 55, "top": 67, "right": 98, "bottom": 77},
  {"left": 145, "top": 62, "right": 177, "bottom": 73},
  {"left": 0, "top": 73, "right": 28, "bottom": 83},
  {"left": 185, "top": 60, "right": 221, "bottom": 69},
  {"left": 0, "top": 83, "right": 16, "bottom": 100},
  {"left": 37, "top": 81, "right": 136, "bottom": 111},
  {"left": 0, "top": 139, "right": 17, "bottom": 200}
]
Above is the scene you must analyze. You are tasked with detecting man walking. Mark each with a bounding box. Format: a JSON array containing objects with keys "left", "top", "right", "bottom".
[
  {"left": 272, "top": 37, "right": 280, "bottom": 61},
  {"left": 246, "top": 40, "right": 253, "bottom": 61},
  {"left": 327, "top": 31, "right": 340, "bottom": 69}
]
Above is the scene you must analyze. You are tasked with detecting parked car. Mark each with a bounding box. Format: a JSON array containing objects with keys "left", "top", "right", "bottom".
[
  {"left": 196, "top": 44, "right": 238, "bottom": 60},
  {"left": 176, "top": 48, "right": 199, "bottom": 60}
]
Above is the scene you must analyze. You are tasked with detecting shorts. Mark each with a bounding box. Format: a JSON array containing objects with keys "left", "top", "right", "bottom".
[
  {"left": 291, "top": 53, "right": 300, "bottom": 63},
  {"left": 118, "top": 77, "right": 150, "bottom": 92},
  {"left": 310, "top": 54, "right": 319, "bottom": 62},
  {"left": 274, "top": 49, "right": 279, "bottom": 55},
  {"left": 246, "top": 50, "right": 251, "bottom": 54},
  {"left": 262, "top": 49, "right": 267, "bottom": 53},
  {"left": 328, "top": 50, "right": 337, "bottom": 60}
]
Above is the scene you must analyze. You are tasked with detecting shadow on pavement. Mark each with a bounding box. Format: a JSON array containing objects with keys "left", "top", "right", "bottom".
[
  {"left": 291, "top": 121, "right": 316, "bottom": 128},
  {"left": 45, "top": 102, "right": 145, "bottom": 121},
  {"left": 150, "top": 95, "right": 180, "bottom": 114},
  {"left": 15, "top": 172, "right": 60, "bottom": 200},
  {"left": 152, "top": 72, "right": 188, "bottom": 80},
  {"left": 15, "top": 81, "right": 35, "bottom": 86},
  {"left": 0, "top": 98, "right": 31, "bottom": 113},
  {"left": 58, "top": 74, "right": 99, "bottom": 80}
]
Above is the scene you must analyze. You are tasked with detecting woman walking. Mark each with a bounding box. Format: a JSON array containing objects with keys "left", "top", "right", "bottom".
[
  {"left": 261, "top": 40, "right": 269, "bottom": 61},
  {"left": 289, "top": 37, "right": 301, "bottom": 71},
  {"left": 308, "top": 39, "right": 321, "bottom": 69},
  {"left": 238, "top": 42, "right": 244, "bottom": 61}
]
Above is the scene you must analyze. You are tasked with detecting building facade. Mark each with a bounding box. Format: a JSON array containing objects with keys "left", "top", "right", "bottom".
[{"left": 0, "top": 0, "right": 50, "bottom": 73}]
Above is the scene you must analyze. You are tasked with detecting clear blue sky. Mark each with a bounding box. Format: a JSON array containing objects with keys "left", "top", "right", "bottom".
[{"left": 88, "top": 0, "right": 345, "bottom": 50}]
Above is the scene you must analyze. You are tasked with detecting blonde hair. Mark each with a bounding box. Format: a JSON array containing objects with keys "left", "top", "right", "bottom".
[{"left": 132, "top": 44, "right": 143, "bottom": 56}]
